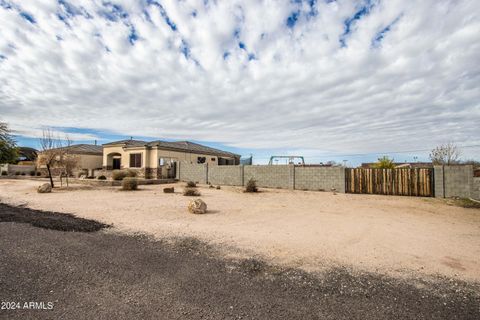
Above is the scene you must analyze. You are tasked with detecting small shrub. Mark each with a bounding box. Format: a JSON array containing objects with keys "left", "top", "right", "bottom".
[
  {"left": 125, "top": 169, "right": 137, "bottom": 178},
  {"left": 183, "top": 188, "right": 200, "bottom": 196},
  {"left": 122, "top": 177, "right": 138, "bottom": 191},
  {"left": 112, "top": 170, "right": 127, "bottom": 181},
  {"left": 1, "top": 171, "right": 7, "bottom": 176},
  {"left": 245, "top": 179, "right": 258, "bottom": 193},
  {"left": 85, "top": 176, "right": 94, "bottom": 179},
  {"left": 209, "top": 185, "right": 214, "bottom": 189},
  {"left": 97, "top": 175, "right": 107, "bottom": 180},
  {"left": 21, "top": 172, "right": 26, "bottom": 176},
  {"left": 216, "top": 185, "right": 221, "bottom": 190},
  {"left": 29, "top": 171, "right": 36, "bottom": 176},
  {"left": 36, "top": 172, "right": 42, "bottom": 176},
  {"left": 186, "top": 181, "right": 196, "bottom": 188},
  {"left": 15, "top": 171, "right": 21, "bottom": 176}
]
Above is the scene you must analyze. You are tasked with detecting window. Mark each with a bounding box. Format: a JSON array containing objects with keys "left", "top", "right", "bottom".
[
  {"left": 211, "top": 158, "right": 216, "bottom": 161},
  {"left": 197, "top": 157, "right": 206, "bottom": 164},
  {"left": 129, "top": 153, "right": 142, "bottom": 168}
]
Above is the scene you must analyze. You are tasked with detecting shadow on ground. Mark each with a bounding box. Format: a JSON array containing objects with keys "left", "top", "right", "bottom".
[
  {"left": 0, "top": 203, "right": 110, "bottom": 232},
  {"left": 0, "top": 204, "right": 479, "bottom": 319}
]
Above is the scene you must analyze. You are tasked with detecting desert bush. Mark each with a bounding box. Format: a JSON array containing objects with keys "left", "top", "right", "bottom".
[
  {"left": 245, "top": 178, "right": 258, "bottom": 193},
  {"left": 125, "top": 169, "right": 137, "bottom": 177},
  {"left": 186, "top": 181, "right": 196, "bottom": 188},
  {"left": 29, "top": 171, "right": 36, "bottom": 176},
  {"left": 85, "top": 176, "right": 94, "bottom": 179},
  {"left": 15, "top": 171, "right": 21, "bottom": 176},
  {"left": 21, "top": 172, "right": 26, "bottom": 176},
  {"left": 112, "top": 170, "right": 127, "bottom": 181},
  {"left": 97, "top": 175, "right": 107, "bottom": 180},
  {"left": 36, "top": 172, "right": 42, "bottom": 176},
  {"left": 216, "top": 185, "right": 221, "bottom": 190},
  {"left": 183, "top": 188, "right": 200, "bottom": 196},
  {"left": 122, "top": 177, "right": 138, "bottom": 191},
  {"left": 1, "top": 171, "right": 7, "bottom": 176}
]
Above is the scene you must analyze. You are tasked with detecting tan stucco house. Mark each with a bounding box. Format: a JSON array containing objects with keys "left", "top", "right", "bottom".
[
  {"left": 102, "top": 139, "right": 240, "bottom": 179},
  {"left": 37, "top": 144, "right": 103, "bottom": 176}
]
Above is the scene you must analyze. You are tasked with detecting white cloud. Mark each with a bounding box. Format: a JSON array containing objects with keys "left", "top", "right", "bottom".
[{"left": 0, "top": 0, "right": 479, "bottom": 155}]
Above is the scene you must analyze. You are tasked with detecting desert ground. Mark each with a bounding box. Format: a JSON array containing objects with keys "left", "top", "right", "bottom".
[{"left": 0, "top": 179, "right": 479, "bottom": 282}]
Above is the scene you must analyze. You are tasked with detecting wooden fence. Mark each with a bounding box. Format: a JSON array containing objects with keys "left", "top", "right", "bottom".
[{"left": 345, "top": 168, "right": 434, "bottom": 197}]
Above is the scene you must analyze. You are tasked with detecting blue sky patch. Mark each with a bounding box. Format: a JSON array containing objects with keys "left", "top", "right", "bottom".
[
  {"left": 339, "top": 1, "right": 375, "bottom": 47},
  {"left": 99, "top": 2, "right": 128, "bottom": 22},
  {"left": 128, "top": 26, "right": 138, "bottom": 45},
  {"left": 371, "top": 15, "right": 402, "bottom": 48},
  {"left": 20, "top": 11, "right": 36, "bottom": 24}
]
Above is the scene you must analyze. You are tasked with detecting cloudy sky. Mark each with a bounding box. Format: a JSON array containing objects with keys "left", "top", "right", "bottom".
[{"left": 1, "top": 0, "right": 479, "bottom": 164}]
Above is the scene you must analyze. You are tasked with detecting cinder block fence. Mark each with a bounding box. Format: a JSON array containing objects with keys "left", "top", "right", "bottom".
[
  {"left": 177, "top": 162, "right": 345, "bottom": 192},
  {"left": 177, "top": 162, "right": 479, "bottom": 199}
]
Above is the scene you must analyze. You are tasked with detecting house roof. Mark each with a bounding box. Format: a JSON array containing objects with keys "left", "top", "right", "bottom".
[
  {"left": 104, "top": 139, "right": 240, "bottom": 158},
  {"left": 41, "top": 144, "right": 103, "bottom": 156},
  {"left": 17, "top": 147, "right": 38, "bottom": 161}
]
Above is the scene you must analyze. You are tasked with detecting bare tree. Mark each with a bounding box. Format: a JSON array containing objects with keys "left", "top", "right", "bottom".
[
  {"left": 429, "top": 143, "right": 461, "bottom": 165},
  {"left": 37, "top": 129, "right": 62, "bottom": 188},
  {"left": 59, "top": 136, "right": 79, "bottom": 187}
]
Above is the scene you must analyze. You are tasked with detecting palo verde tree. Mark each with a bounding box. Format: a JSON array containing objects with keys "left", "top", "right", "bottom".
[
  {"left": 0, "top": 120, "right": 18, "bottom": 164},
  {"left": 373, "top": 156, "right": 396, "bottom": 169}
]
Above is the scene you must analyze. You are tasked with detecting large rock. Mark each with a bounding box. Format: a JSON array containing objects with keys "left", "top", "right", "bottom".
[
  {"left": 37, "top": 183, "right": 52, "bottom": 193},
  {"left": 188, "top": 199, "right": 207, "bottom": 214}
]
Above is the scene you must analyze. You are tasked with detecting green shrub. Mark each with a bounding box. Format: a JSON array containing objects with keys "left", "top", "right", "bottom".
[
  {"left": 15, "top": 171, "right": 21, "bottom": 176},
  {"left": 186, "top": 181, "right": 196, "bottom": 188},
  {"left": 1, "top": 171, "right": 7, "bottom": 176},
  {"left": 122, "top": 177, "right": 138, "bottom": 191},
  {"left": 97, "top": 175, "right": 107, "bottom": 180},
  {"left": 245, "top": 179, "right": 258, "bottom": 193},
  {"left": 183, "top": 188, "right": 200, "bottom": 196},
  {"left": 112, "top": 170, "right": 127, "bottom": 181},
  {"left": 29, "top": 171, "right": 36, "bottom": 176},
  {"left": 125, "top": 169, "right": 137, "bottom": 177}
]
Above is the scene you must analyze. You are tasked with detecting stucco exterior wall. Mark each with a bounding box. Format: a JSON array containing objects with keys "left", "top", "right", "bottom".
[
  {"left": 77, "top": 154, "right": 103, "bottom": 170},
  {"left": 103, "top": 146, "right": 233, "bottom": 170}
]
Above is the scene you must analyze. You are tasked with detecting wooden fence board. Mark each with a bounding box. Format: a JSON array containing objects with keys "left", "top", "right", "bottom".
[{"left": 345, "top": 168, "right": 434, "bottom": 197}]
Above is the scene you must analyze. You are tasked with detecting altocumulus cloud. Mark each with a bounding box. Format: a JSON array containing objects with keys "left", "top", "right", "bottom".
[{"left": 0, "top": 0, "right": 479, "bottom": 154}]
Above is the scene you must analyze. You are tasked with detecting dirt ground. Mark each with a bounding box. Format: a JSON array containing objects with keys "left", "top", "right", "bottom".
[
  {"left": 1, "top": 179, "right": 479, "bottom": 282},
  {"left": 1, "top": 209, "right": 479, "bottom": 320}
]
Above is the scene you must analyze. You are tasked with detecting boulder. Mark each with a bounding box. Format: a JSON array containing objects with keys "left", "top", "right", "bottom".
[
  {"left": 188, "top": 199, "right": 207, "bottom": 214},
  {"left": 163, "top": 187, "right": 174, "bottom": 193},
  {"left": 37, "top": 183, "right": 52, "bottom": 193}
]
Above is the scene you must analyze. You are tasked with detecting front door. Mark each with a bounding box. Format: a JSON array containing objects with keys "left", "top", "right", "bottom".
[{"left": 112, "top": 158, "right": 121, "bottom": 170}]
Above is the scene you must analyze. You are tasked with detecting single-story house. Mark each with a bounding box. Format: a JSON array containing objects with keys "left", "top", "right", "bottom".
[
  {"left": 102, "top": 139, "right": 240, "bottom": 179},
  {"left": 37, "top": 144, "right": 103, "bottom": 176}
]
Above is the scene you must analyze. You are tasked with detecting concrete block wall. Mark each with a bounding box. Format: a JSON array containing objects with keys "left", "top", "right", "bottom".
[
  {"left": 434, "top": 165, "right": 474, "bottom": 198},
  {"left": 295, "top": 166, "right": 346, "bottom": 192},
  {"left": 244, "top": 165, "right": 292, "bottom": 189},
  {"left": 473, "top": 177, "right": 480, "bottom": 200},
  {"left": 178, "top": 162, "right": 208, "bottom": 184},
  {"left": 208, "top": 165, "right": 243, "bottom": 186},
  {"left": 1, "top": 164, "right": 36, "bottom": 175}
]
